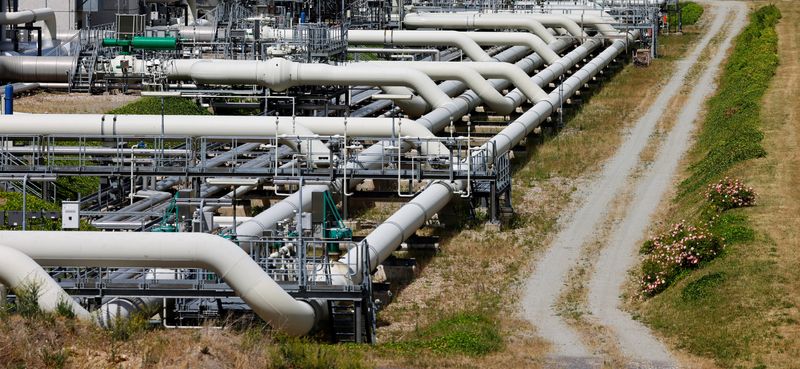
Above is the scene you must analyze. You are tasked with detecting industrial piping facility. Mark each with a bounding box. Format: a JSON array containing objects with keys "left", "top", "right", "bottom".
[{"left": 0, "top": 0, "right": 670, "bottom": 342}]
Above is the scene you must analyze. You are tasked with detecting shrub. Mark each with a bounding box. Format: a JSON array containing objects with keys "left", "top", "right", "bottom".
[
  {"left": 705, "top": 177, "right": 756, "bottom": 210},
  {"left": 13, "top": 280, "right": 44, "bottom": 319},
  {"left": 106, "top": 96, "right": 210, "bottom": 115},
  {"left": 55, "top": 297, "right": 76, "bottom": 319},
  {"left": 669, "top": 2, "right": 704, "bottom": 27},
  {"left": 640, "top": 222, "right": 725, "bottom": 296}
]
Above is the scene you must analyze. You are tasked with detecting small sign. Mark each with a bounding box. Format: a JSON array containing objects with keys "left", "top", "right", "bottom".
[{"left": 62, "top": 201, "right": 80, "bottom": 229}]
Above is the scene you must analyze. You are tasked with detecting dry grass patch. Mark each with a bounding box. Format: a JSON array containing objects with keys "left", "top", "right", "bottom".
[{"left": 13, "top": 92, "right": 138, "bottom": 113}]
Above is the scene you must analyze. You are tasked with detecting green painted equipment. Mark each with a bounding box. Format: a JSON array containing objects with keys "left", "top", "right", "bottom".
[{"left": 102, "top": 36, "right": 178, "bottom": 51}]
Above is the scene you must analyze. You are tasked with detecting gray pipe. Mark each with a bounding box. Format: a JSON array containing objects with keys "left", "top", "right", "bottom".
[{"left": 0, "top": 56, "right": 74, "bottom": 82}]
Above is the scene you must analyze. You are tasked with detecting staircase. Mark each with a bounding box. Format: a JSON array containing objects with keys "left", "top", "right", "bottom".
[
  {"left": 70, "top": 29, "right": 106, "bottom": 93},
  {"left": 329, "top": 300, "right": 366, "bottom": 343}
]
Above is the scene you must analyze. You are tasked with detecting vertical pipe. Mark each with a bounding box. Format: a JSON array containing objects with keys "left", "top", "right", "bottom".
[{"left": 3, "top": 83, "right": 12, "bottom": 114}]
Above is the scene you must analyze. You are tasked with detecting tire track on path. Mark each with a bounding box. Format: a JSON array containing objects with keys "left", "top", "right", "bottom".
[
  {"left": 586, "top": 2, "right": 748, "bottom": 369},
  {"left": 520, "top": 2, "right": 734, "bottom": 367}
]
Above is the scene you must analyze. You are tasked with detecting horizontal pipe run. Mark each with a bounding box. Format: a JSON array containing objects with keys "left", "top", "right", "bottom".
[
  {"left": 406, "top": 12, "right": 587, "bottom": 38},
  {"left": 402, "top": 13, "right": 557, "bottom": 44},
  {"left": 0, "top": 56, "right": 74, "bottom": 83},
  {"left": 347, "top": 29, "right": 496, "bottom": 62},
  {"left": 163, "top": 58, "right": 451, "bottom": 112}
]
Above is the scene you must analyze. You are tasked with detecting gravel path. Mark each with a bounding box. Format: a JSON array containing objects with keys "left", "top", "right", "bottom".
[
  {"left": 521, "top": 2, "right": 742, "bottom": 367},
  {"left": 586, "top": 3, "right": 748, "bottom": 369}
]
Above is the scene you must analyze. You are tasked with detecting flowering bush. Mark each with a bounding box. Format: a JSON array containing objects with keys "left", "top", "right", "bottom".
[
  {"left": 705, "top": 177, "right": 756, "bottom": 211},
  {"left": 640, "top": 222, "right": 725, "bottom": 296}
]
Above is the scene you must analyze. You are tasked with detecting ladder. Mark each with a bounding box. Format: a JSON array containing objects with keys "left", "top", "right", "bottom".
[{"left": 70, "top": 31, "right": 102, "bottom": 93}]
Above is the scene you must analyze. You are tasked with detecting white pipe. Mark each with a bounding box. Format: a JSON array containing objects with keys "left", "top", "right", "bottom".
[
  {"left": 368, "top": 61, "right": 549, "bottom": 109},
  {"left": 0, "top": 244, "right": 91, "bottom": 318},
  {"left": 347, "top": 29, "right": 496, "bottom": 62},
  {"left": 459, "top": 31, "right": 560, "bottom": 65},
  {"left": 163, "top": 58, "right": 452, "bottom": 111},
  {"left": 0, "top": 231, "right": 317, "bottom": 336},
  {"left": 0, "top": 8, "right": 57, "bottom": 42},
  {"left": 405, "top": 12, "right": 586, "bottom": 39},
  {"left": 401, "top": 13, "right": 557, "bottom": 44}
]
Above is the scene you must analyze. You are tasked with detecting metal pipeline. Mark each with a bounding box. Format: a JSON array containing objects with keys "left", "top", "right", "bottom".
[
  {"left": 0, "top": 244, "right": 91, "bottom": 318},
  {"left": 0, "top": 8, "right": 57, "bottom": 42},
  {"left": 402, "top": 13, "right": 557, "bottom": 44},
  {"left": 347, "top": 29, "right": 497, "bottom": 62},
  {"left": 339, "top": 35, "right": 635, "bottom": 283},
  {"left": 367, "top": 60, "right": 550, "bottom": 111},
  {"left": 163, "top": 58, "right": 452, "bottom": 111},
  {"left": 405, "top": 12, "right": 587, "bottom": 39},
  {"left": 0, "top": 56, "right": 74, "bottom": 82},
  {"left": 0, "top": 231, "right": 317, "bottom": 336}
]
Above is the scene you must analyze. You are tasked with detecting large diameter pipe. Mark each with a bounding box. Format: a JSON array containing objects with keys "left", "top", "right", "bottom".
[
  {"left": 347, "top": 30, "right": 496, "bottom": 62},
  {"left": 459, "top": 31, "right": 560, "bottom": 65},
  {"left": 406, "top": 12, "right": 586, "bottom": 39},
  {"left": 164, "top": 58, "right": 452, "bottom": 111},
  {"left": 0, "top": 8, "right": 57, "bottom": 41},
  {"left": 0, "top": 231, "right": 317, "bottom": 336},
  {"left": 0, "top": 56, "right": 74, "bottom": 82},
  {"left": 0, "top": 244, "right": 91, "bottom": 318},
  {"left": 341, "top": 36, "right": 634, "bottom": 283},
  {"left": 368, "top": 60, "right": 549, "bottom": 105},
  {"left": 402, "top": 13, "right": 557, "bottom": 44}
]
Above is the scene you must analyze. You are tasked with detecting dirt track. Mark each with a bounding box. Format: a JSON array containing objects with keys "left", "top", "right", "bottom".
[{"left": 520, "top": 2, "right": 747, "bottom": 368}]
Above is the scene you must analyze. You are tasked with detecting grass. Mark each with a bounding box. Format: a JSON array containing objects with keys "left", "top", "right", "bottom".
[
  {"left": 635, "top": 5, "right": 792, "bottom": 368},
  {"left": 383, "top": 313, "right": 502, "bottom": 356},
  {"left": 106, "top": 96, "right": 211, "bottom": 115}
]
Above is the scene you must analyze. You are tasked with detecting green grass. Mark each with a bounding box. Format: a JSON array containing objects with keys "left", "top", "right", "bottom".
[
  {"left": 637, "top": 6, "right": 783, "bottom": 368},
  {"left": 106, "top": 96, "right": 210, "bottom": 115},
  {"left": 269, "top": 337, "right": 370, "bottom": 369},
  {"left": 383, "top": 313, "right": 502, "bottom": 356},
  {"left": 680, "top": 5, "right": 780, "bottom": 195}
]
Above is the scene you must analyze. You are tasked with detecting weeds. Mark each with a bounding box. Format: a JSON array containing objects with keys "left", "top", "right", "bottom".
[
  {"left": 13, "top": 281, "right": 43, "bottom": 319},
  {"left": 269, "top": 337, "right": 370, "bottom": 369},
  {"left": 384, "top": 313, "right": 502, "bottom": 356},
  {"left": 107, "top": 96, "right": 210, "bottom": 115}
]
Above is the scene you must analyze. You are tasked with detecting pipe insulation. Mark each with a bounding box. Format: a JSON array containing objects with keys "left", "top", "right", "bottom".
[
  {"left": 0, "top": 244, "right": 91, "bottom": 318},
  {"left": 163, "top": 58, "right": 452, "bottom": 110},
  {"left": 0, "top": 56, "right": 74, "bottom": 82},
  {"left": 404, "top": 12, "right": 622, "bottom": 39},
  {"left": 0, "top": 8, "right": 57, "bottom": 41},
  {"left": 367, "top": 60, "right": 550, "bottom": 110},
  {"left": 459, "top": 31, "right": 560, "bottom": 64},
  {"left": 0, "top": 115, "right": 446, "bottom": 157},
  {"left": 347, "top": 29, "right": 559, "bottom": 64},
  {"left": 347, "top": 29, "right": 496, "bottom": 62},
  {"left": 402, "top": 13, "right": 557, "bottom": 44},
  {"left": 405, "top": 12, "right": 587, "bottom": 39},
  {"left": 0, "top": 231, "right": 317, "bottom": 336}
]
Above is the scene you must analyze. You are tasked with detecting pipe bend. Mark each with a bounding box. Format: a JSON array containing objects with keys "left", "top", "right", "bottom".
[
  {"left": 0, "top": 244, "right": 91, "bottom": 319},
  {"left": 0, "top": 232, "right": 316, "bottom": 336}
]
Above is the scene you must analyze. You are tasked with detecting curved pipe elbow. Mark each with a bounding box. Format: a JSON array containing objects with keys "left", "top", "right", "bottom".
[
  {"left": 0, "top": 244, "right": 91, "bottom": 320},
  {"left": 0, "top": 232, "right": 317, "bottom": 336},
  {"left": 461, "top": 31, "right": 559, "bottom": 65},
  {"left": 348, "top": 30, "right": 494, "bottom": 62}
]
